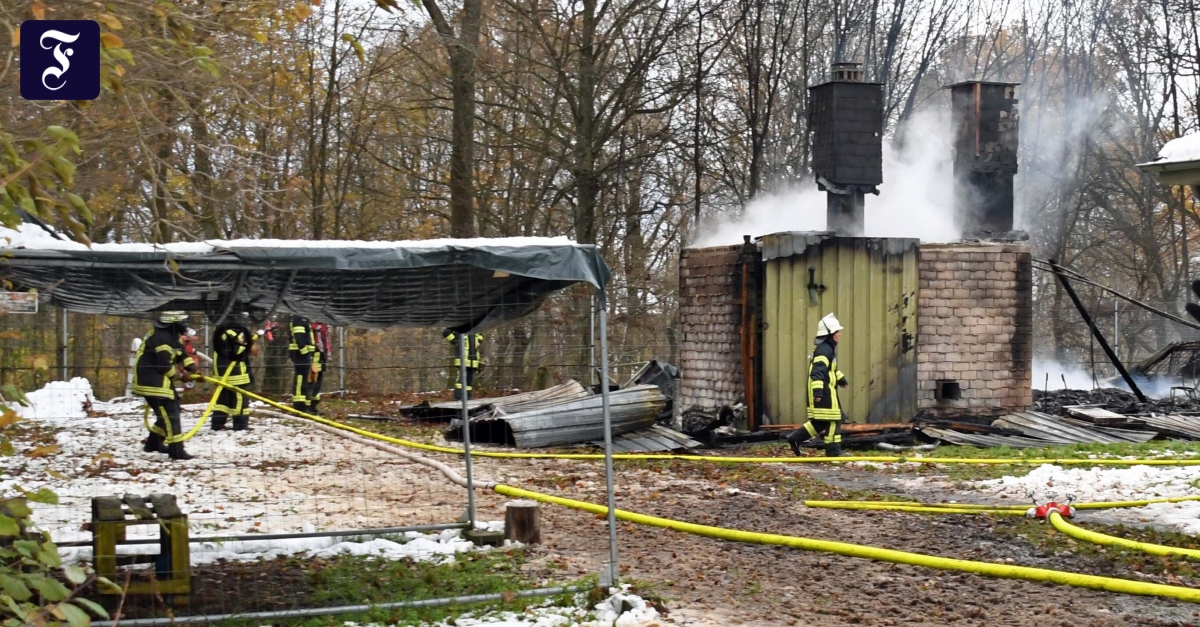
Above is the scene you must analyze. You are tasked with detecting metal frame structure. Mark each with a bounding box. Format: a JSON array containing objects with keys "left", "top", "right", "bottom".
[{"left": 1, "top": 233, "right": 625, "bottom": 620}]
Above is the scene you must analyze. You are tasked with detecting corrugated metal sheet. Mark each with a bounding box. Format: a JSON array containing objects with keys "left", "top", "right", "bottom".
[
  {"left": 762, "top": 233, "right": 919, "bottom": 425},
  {"left": 993, "top": 412, "right": 1156, "bottom": 444},
  {"left": 594, "top": 424, "right": 702, "bottom": 453},
  {"left": 448, "top": 385, "right": 668, "bottom": 448},
  {"left": 918, "top": 427, "right": 1052, "bottom": 448},
  {"left": 1130, "top": 414, "right": 1200, "bottom": 439},
  {"left": 921, "top": 411, "right": 1157, "bottom": 448},
  {"left": 401, "top": 380, "right": 590, "bottom": 420}
]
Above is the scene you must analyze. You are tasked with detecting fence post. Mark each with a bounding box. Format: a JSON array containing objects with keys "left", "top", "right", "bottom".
[
  {"left": 58, "top": 308, "right": 68, "bottom": 381},
  {"left": 338, "top": 327, "right": 346, "bottom": 392},
  {"left": 597, "top": 292, "right": 620, "bottom": 587}
]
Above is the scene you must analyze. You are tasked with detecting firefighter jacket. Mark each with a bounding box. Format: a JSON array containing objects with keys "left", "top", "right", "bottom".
[
  {"left": 212, "top": 323, "right": 253, "bottom": 386},
  {"left": 132, "top": 327, "right": 196, "bottom": 399},
  {"left": 288, "top": 316, "right": 321, "bottom": 370},
  {"left": 807, "top": 337, "right": 847, "bottom": 420},
  {"left": 444, "top": 331, "right": 483, "bottom": 368}
]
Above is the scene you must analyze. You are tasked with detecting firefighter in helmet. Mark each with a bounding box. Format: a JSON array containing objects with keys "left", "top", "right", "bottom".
[
  {"left": 786, "top": 313, "right": 848, "bottom": 457},
  {"left": 211, "top": 313, "right": 256, "bottom": 431},
  {"left": 133, "top": 311, "right": 199, "bottom": 460},
  {"left": 444, "top": 329, "right": 483, "bottom": 400},
  {"left": 288, "top": 314, "right": 324, "bottom": 414}
]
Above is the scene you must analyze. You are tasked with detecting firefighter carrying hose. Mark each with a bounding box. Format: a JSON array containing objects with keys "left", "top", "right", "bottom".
[
  {"left": 289, "top": 315, "right": 324, "bottom": 414},
  {"left": 133, "top": 311, "right": 199, "bottom": 460},
  {"left": 444, "top": 329, "right": 483, "bottom": 400},
  {"left": 786, "top": 313, "right": 848, "bottom": 457},
  {"left": 211, "top": 313, "right": 256, "bottom": 431}
]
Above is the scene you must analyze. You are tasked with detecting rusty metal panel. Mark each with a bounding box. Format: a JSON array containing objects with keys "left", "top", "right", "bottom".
[{"left": 762, "top": 233, "right": 918, "bottom": 425}]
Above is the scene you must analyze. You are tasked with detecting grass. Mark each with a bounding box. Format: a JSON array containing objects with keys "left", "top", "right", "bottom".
[
  {"left": 993, "top": 517, "right": 1200, "bottom": 584},
  {"left": 198, "top": 550, "right": 590, "bottom": 627}
]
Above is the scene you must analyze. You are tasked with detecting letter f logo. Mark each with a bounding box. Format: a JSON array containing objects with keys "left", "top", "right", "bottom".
[{"left": 21, "top": 20, "right": 100, "bottom": 100}]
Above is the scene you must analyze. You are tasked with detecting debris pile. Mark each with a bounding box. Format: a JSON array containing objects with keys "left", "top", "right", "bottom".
[{"left": 1033, "top": 388, "right": 1200, "bottom": 416}]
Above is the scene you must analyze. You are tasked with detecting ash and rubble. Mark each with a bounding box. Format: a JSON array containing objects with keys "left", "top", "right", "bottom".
[{"left": 1033, "top": 388, "right": 1200, "bottom": 416}]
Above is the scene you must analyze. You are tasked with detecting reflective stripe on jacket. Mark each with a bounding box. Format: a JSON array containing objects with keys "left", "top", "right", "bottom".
[
  {"left": 133, "top": 328, "right": 194, "bottom": 399},
  {"left": 213, "top": 324, "right": 252, "bottom": 386},
  {"left": 444, "top": 331, "right": 483, "bottom": 368},
  {"left": 807, "top": 337, "right": 845, "bottom": 421}
]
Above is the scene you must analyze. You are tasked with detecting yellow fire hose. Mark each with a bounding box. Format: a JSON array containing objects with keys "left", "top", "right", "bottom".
[
  {"left": 1048, "top": 511, "right": 1200, "bottom": 560},
  {"left": 199, "top": 376, "right": 1200, "bottom": 467},
  {"left": 492, "top": 484, "right": 1200, "bottom": 603},
  {"left": 143, "top": 364, "right": 234, "bottom": 443},
  {"left": 806, "top": 494, "right": 1200, "bottom": 512},
  {"left": 802, "top": 501, "right": 1022, "bottom": 515},
  {"left": 196, "top": 377, "right": 1200, "bottom": 603}
]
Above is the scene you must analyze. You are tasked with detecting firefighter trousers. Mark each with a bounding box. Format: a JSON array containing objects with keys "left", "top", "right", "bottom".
[
  {"left": 213, "top": 386, "right": 251, "bottom": 430},
  {"left": 145, "top": 396, "right": 183, "bottom": 446},
  {"left": 293, "top": 364, "right": 323, "bottom": 413}
]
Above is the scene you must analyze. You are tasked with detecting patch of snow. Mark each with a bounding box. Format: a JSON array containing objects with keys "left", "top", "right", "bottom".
[
  {"left": 341, "top": 586, "right": 662, "bottom": 627},
  {"left": 61, "top": 527, "right": 494, "bottom": 565},
  {"left": 944, "top": 463, "right": 1200, "bottom": 534},
  {"left": 1158, "top": 133, "right": 1200, "bottom": 163},
  {"left": 0, "top": 378, "right": 475, "bottom": 553},
  {"left": 10, "top": 377, "right": 94, "bottom": 420}
]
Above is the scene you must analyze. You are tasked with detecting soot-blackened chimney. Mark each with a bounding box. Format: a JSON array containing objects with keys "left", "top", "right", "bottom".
[{"left": 949, "top": 81, "right": 1020, "bottom": 235}]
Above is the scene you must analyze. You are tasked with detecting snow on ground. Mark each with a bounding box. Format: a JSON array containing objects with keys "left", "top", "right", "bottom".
[
  {"left": 342, "top": 586, "right": 661, "bottom": 627},
  {"left": 2, "top": 378, "right": 477, "bottom": 553},
  {"left": 60, "top": 526, "right": 506, "bottom": 566},
  {"left": 906, "top": 462, "right": 1200, "bottom": 533}
]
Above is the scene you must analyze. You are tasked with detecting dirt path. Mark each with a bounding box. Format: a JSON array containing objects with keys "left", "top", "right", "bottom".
[{"left": 465, "top": 454, "right": 1200, "bottom": 627}]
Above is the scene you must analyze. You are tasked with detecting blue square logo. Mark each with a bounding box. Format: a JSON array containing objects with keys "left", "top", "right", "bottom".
[{"left": 20, "top": 20, "right": 100, "bottom": 101}]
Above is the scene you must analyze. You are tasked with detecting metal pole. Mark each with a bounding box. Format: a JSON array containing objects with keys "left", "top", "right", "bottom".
[
  {"left": 58, "top": 307, "right": 68, "bottom": 381},
  {"left": 597, "top": 292, "right": 620, "bottom": 586},
  {"left": 115, "top": 586, "right": 584, "bottom": 626},
  {"left": 338, "top": 326, "right": 346, "bottom": 391},
  {"left": 459, "top": 334, "right": 477, "bottom": 528},
  {"left": 1113, "top": 300, "right": 1119, "bottom": 362},
  {"left": 54, "top": 522, "right": 466, "bottom": 548},
  {"left": 1049, "top": 260, "right": 1145, "bottom": 402},
  {"left": 589, "top": 294, "right": 597, "bottom": 387}
]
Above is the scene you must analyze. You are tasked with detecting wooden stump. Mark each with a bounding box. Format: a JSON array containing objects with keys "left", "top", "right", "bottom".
[{"left": 504, "top": 500, "right": 541, "bottom": 545}]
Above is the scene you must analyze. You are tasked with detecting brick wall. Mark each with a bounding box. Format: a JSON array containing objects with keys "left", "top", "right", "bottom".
[
  {"left": 917, "top": 243, "right": 1033, "bottom": 418},
  {"left": 678, "top": 246, "right": 746, "bottom": 411}
]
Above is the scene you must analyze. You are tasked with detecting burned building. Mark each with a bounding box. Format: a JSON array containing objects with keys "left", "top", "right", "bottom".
[{"left": 677, "top": 78, "right": 1033, "bottom": 425}]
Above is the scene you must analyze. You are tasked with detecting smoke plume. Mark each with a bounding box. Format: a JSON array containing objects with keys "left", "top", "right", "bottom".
[{"left": 693, "top": 108, "right": 960, "bottom": 247}]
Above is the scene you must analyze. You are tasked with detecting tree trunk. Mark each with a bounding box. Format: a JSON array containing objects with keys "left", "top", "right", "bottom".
[
  {"left": 573, "top": 0, "right": 599, "bottom": 245},
  {"left": 449, "top": 48, "right": 479, "bottom": 238}
]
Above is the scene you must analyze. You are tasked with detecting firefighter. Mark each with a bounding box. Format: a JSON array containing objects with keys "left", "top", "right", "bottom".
[
  {"left": 211, "top": 314, "right": 256, "bottom": 431},
  {"left": 288, "top": 314, "right": 323, "bottom": 414},
  {"left": 444, "top": 329, "right": 483, "bottom": 400},
  {"left": 786, "top": 313, "right": 848, "bottom": 457},
  {"left": 133, "top": 311, "right": 199, "bottom": 460}
]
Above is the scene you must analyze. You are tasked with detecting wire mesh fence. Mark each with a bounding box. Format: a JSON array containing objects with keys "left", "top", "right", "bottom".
[
  {"left": 1, "top": 274, "right": 678, "bottom": 621},
  {"left": 0, "top": 286, "right": 679, "bottom": 402}
]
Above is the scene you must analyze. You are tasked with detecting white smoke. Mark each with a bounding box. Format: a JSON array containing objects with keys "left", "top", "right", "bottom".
[
  {"left": 1032, "top": 358, "right": 1100, "bottom": 391},
  {"left": 693, "top": 107, "right": 960, "bottom": 247}
]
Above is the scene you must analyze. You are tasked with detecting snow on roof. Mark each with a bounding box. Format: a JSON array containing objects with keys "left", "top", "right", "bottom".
[
  {"left": 0, "top": 222, "right": 581, "bottom": 253},
  {"left": 1156, "top": 132, "right": 1200, "bottom": 164}
]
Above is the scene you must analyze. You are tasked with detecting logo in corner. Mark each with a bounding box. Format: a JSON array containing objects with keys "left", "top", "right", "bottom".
[{"left": 20, "top": 20, "right": 100, "bottom": 101}]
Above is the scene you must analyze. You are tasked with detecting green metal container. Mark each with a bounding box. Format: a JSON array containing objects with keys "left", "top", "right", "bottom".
[{"left": 761, "top": 233, "right": 919, "bottom": 424}]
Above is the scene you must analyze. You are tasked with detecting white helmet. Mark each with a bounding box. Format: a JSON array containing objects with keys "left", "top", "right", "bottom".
[
  {"left": 156, "top": 310, "right": 188, "bottom": 325},
  {"left": 816, "top": 313, "right": 843, "bottom": 337}
]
